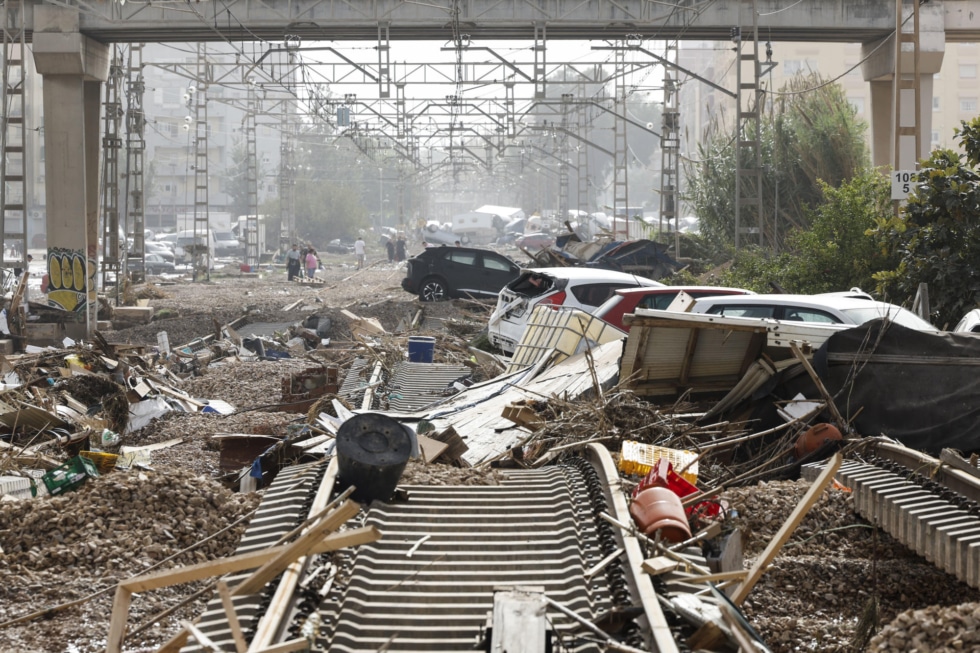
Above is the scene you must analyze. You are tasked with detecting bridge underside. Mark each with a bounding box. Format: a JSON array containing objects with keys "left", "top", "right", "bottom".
[{"left": 23, "top": 0, "right": 980, "bottom": 44}]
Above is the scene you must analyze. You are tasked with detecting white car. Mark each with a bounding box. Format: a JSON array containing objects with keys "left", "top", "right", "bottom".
[
  {"left": 953, "top": 308, "right": 980, "bottom": 333},
  {"left": 488, "top": 267, "right": 663, "bottom": 353},
  {"left": 691, "top": 293, "right": 937, "bottom": 331}
]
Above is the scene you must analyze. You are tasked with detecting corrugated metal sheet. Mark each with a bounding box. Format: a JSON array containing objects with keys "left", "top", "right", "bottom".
[
  {"left": 385, "top": 362, "right": 471, "bottom": 412},
  {"left": 506, "top": 306, "right": 625, "bottom": 374},
  {"left": 338, "top": 357, "right": 371, "bottom": 405},
  {"left": 421, "top": 340, "right": 623, "bottom": 465},
  {"left": 621, "top": 311, "right": 766, "bottom": 397}
]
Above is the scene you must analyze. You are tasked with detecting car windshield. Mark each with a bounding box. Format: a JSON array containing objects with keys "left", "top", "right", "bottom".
[{"left": 841, "top": 306, "right": 936, "bottom": 331}]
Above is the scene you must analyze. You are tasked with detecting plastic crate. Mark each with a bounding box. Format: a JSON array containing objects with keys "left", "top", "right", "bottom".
[
  {"left": 0, "top": 475, "right": 34, "bottom": 500},
  {"left": 80, "top": 451, "right": 119, "bottom": 474},
  {"left": 618, "top": 441, "right": 699, "bottom": 485},
  {"left": 42, "top": 456, "right": 100, "bottom": 496}
]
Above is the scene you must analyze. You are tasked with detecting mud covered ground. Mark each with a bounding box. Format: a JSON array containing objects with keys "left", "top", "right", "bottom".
[{"left": 1, "top": 250, "right": 977, "bottom": 652}]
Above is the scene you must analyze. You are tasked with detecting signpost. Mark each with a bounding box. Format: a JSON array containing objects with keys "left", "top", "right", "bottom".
[{"left": 892, "top": 170, "right": 915, "bottom": 201}]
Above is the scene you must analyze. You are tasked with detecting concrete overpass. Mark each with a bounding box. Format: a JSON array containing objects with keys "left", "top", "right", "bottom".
[
  {"left": 15, "top": 0, "right": 980, "bottom": 330},
  {"left": 20, "top": 0, "right": 980, "bottom": 43}
]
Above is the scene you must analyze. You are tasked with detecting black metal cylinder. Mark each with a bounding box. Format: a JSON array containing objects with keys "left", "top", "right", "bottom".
[{"left": 336, "top": 413, "right": 414, "bottom": 503}]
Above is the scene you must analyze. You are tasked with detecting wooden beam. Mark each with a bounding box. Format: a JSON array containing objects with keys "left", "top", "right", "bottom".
[
  {"left": 250, "top": 639, "right": 311, "bottom": 653},
  {"left": 789, "top": 341, "right": 847, "bottom": 431},
  {"left": 232, "top": 499, "right": 361, "bottom": 596},
  {"left": 217, "top": 580, "right": 248, "bottom": 653},
  {"left": 110, "top": 526, "right": 378, "bottom": 653},
  {"left": 122, "top": 526, "right": 379, "bottom": 593},
  {"left": 182, "top": 620, "right": 223, "bottom": 652},
  {"left": 730, "top": 453, "right": 842, "bottom": 605},
  {"left": 105, "top": 586, "right": 133, "bottom": 653},
  {"left": 670, "top": 569, "right": 748, "bottom": 584}
]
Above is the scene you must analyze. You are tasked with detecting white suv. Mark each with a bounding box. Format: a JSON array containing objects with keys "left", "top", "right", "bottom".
[
  {"left": 488, "top": 267, "right": 662, "bottom": 353},
  {"left": 691, "top": 293, "right": 937, "bottom": 331}
]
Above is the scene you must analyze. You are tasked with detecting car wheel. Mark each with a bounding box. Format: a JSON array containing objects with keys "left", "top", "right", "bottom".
[{"left": 419, "top": 277, "right": 448, "bottom": 302}]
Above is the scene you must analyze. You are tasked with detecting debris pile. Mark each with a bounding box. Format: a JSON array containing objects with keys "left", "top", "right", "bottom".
[
  {"left": 868, "top": 602, "right": 980, "bottom": 652},
  {"left": 0, "top": 468, "right": 259, "bottom": 572},
  {"left": 0, "top": 265, "right": 978, "bottom": 652}
]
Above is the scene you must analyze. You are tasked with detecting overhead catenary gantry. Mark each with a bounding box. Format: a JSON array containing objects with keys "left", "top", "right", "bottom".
[{"left": 141, "top": 39, "right": 663, "bottom": 224}]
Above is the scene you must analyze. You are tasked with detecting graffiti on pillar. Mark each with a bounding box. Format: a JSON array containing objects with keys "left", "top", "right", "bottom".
[{"left": 46, "top": 247, "right": 93, "bottom": 312}]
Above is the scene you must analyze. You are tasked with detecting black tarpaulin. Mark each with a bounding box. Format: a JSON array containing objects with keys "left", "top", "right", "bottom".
[{"left": 800, "top": 319, "right": 980, "bottom": 454}]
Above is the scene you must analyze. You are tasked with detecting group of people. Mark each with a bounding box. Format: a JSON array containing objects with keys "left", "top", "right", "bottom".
[
  {"left": 384, "top": 236, "right": 407, "bottom": 264},
  {"left": 286, "top": 243, "right": 320, "bottom": 281}
]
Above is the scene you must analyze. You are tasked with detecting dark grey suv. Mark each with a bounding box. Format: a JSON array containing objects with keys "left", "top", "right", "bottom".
[{"left": 401, "top": 246, "right": 520, "bottom": 301}]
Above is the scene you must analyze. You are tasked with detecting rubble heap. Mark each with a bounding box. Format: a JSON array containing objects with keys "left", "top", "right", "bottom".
[{"left": 868, "top": 602, "right": 980, "bottom": 652}]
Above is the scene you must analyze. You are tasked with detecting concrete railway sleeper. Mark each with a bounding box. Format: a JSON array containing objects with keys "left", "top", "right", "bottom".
[
  {"left": 177, "top": 445, "right": 681, "bottom": 653},
  {"left": 802, "top": 445, "right": 980, "bottom": 591}
]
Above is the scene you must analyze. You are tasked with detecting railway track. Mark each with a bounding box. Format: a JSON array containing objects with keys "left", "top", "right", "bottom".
[
  {"left": 180, "top": 444, "right": 679, "bottom": 653},
  {"left": 802, "top": 440, "right": 980, "bottom": 591}
]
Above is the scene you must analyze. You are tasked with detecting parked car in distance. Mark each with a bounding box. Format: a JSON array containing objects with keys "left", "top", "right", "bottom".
[
  {"left": 129, "top": 252, "right": 175, "bottom": 275},
  {"left": 401, "top": 246, "right": 521, "bottom": 302},
  {"left": 140, "top": 242, "right": 175, "bottom": 265},
  {"left": 489, "top": 268, "right": 663, "bottom": 353},
  {"left": 214, "top": 231, "right": 244, "bottom": 257},
  {"left": 690, "top": 293, "right": 937, "bottom": 331},
  {"left": 515, "top": 232, "right": 555, "bottom": 251},
  {"left": 595, "top": 286, "right": 754, "bottom": 331},
  {"left": 323, "top": 239, "right": 354, "bottom": 255}
]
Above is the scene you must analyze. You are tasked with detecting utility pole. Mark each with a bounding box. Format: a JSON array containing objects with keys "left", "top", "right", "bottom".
[
  {"left": 0, "top": 0, "right": 28, "bottom": 274},
  {"left": 124, "top": 44, "right": 146, "bottom": 286},
  {"left": 611, "top": 43, "right": 629, "bottom": 239},
  {"left": 192, "top": 42, "right": 211, "bottom": 281},
  {"left": 244, "top": 84, "right": 259, "bottom": 270},
  {"left": 893, "top": 0, "right": 922, "bottom": 178},
  {"left": 734, "top": 0, "right": 763, "bottom": 250},
  {"left": 660, "top": 40, "right": 680, "bottom": 258},
  {"left": 99, "top": 48, "right": 124, "bottom": 296}
]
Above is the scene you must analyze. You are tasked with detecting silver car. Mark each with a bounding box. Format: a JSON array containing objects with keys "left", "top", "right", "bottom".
[{"left": 488, "top": 267, "right": 663, "bottom": 353}]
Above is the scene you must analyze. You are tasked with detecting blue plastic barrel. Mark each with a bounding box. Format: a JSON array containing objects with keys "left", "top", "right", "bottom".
[{"left": 407, "top": 336, "right": 435, "bottom": 363}]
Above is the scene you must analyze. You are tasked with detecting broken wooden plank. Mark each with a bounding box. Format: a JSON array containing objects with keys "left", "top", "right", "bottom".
[
  {"left": 940, "top": 448, "right": 980, "bottom": 481},
  {"left": 232, "top": 499, "right": 360, "bottom": 596},
  {"left": 501, "top": 403, "right": 544, "bottom": 431},
  {"left": 107, "top": 526, "right": 379, "bottom": 653},
  {"left": 730, "top": 452, "right": 842, "bottom": 606}
]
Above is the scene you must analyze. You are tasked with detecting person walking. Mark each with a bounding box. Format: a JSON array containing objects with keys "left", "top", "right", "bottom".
[
  {"left": 354, "top": 236, "right": 366, "bottom": 270},
  {"left": 305, "top": 248, "right": 318, "bottom": 279},
  {"left": 385, "top": 238, "right": 395, "bottom": 263},
  {"left": 395, "top": 236, "right": 406, "bottom": 262},
  {"left": 286, "top": 244, "right": 301, "bottom": 281}
]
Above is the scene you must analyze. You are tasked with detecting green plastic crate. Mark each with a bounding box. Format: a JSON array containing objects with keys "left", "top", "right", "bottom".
[{"left": 42, "top": 455, "right": 100, "bottom": 496}]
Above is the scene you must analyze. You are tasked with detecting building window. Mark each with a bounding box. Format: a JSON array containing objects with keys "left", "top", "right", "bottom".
[
  {"left": 960, "top": 97, "right": 978, "bottom": 113},
  {"left": 960, "top": 64, "right": 977, "bottom": 79},
  {"left": 933, "top": 96, "right": 940, "bottom": 111},
  {"left": 848, "top": 97, "right": 865, "bottom": 114},
  {"left": 931, "top": 130, "right": 940, "bottom": 145},
  {"left": 784, "top": 59, "right": 803, "bottom": 76}
]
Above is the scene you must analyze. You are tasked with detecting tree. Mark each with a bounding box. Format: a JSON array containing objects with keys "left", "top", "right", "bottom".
[
  {"left": 222, "top": 139, "right": 269, "bottom": 220},
  {"left": 871, "top": 116, "right": 980, "bottom": 328},
  {"left": 685, "top": 73, "right": 869, "bottom": 251},
  {"left": 717, "top": 170, "right": 894, "bottom": 294}
]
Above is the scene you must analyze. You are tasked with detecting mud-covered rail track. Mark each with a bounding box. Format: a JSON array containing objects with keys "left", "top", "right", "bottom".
[
  {"left": 803, "top": 440, "right": 980, "bottom": 591},
  {"left": 180, "top": 444, "right": 679, "bottom": 653}
]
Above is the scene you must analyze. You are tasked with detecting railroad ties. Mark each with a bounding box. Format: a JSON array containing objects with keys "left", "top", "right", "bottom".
[
  {"left": 802, "top": 458, "right": 980, "bottom": 589},
  {"left": 319, "top": 464, "right": 623, "bottom": 652}
]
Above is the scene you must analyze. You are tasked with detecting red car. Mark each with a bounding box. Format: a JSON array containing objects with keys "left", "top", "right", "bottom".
[{"left": 594, "top": 286, "right": 753, "bottom": 331}]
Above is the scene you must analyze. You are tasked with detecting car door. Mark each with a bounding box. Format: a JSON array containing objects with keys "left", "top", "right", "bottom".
[
  {"left": 443, "top": 249, "right": 481, "bottom": 296},
  {"left": 478, "top": 252, "right": 520, "bottom": 297}
]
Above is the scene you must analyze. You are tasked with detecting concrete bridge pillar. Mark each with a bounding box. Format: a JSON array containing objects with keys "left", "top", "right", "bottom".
[
  {"left": 861, "top": 3, "right": 945, "bottom": 171},
  {"left": 31, "top": 6, "right": 107, "bottom": 334}
]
